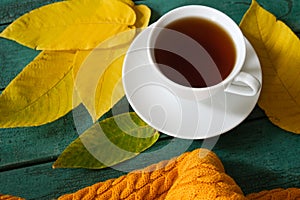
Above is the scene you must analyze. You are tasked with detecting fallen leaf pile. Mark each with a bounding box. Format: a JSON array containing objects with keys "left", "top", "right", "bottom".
[
  {"left": 0, "top": 0, "right": 155, "bottom": 168},
  {"left": 0, "top": 0, "right": 150, "bottom": 127}
]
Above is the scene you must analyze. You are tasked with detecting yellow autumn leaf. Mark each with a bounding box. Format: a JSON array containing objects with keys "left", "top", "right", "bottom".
[
  {"left": 240, "top": 0, "right": 300, "bottom": 133},
  {"left": 134, "top": 4, "right": 151, "bottom": 28},
  {"left": 0, "top": 0, "right": 136, "bottom": 50},
  {"left": 73, "top": 41, "right": 129, "bottom": 121},
  {"left": 73, "top": 51, "right": 91, "bottom": 80},
  {"left": 117, "top": 0, "right": 135, "bottom": 7},
  {"left": 73, "top": 5, "right": 151, "bottom": 121},
  {"left": 94, "top": 55, "right": 125, "bottom": 119},
  {"left": 72, "top": 3, "right": 150, "bottom": 75},
  {"left": 0, "top": 51, "right": 79, "bottom": 128}
]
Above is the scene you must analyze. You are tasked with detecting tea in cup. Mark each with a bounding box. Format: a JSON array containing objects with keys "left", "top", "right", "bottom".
[
  {"left": 147, "top": 5, "right": 261, "bottom": 100},
  {"left": 122, "top": 5, "right": 261, "bottom": 139}
]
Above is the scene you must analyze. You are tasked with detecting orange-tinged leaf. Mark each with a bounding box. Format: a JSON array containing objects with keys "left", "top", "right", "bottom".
[
  {"left": 240, "top": 0, "right": 300, "bottom": 133},
  {"left": 0, "top": 51, "right": 79, "bottom": 128},
  {"left": 134, "top": 4, "right": 151, "bottom": 28},
  {"left": 117, "top": 0, "right": 135, "bottom": 7},
  {"left": 0, "top": 0, "right": 136, "bottom": 50}
]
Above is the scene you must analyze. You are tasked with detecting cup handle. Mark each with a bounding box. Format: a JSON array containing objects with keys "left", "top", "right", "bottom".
[{"left": 225, "top": 72, "right": 261, "bottom": 96}]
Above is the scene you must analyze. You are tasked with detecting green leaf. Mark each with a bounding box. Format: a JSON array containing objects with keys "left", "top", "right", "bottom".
[{"left": 53, "top": 112, "right": 159, "bottom": 169}]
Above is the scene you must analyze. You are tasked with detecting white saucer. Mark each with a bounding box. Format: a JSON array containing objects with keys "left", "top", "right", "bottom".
[{"left": 122, "top": 26, "right": 262, "bottom": 139}]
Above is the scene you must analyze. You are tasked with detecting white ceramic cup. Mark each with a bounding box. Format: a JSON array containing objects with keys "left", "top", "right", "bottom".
[{"left": 147, "top": 5, "right": 261, "bottom": 101}]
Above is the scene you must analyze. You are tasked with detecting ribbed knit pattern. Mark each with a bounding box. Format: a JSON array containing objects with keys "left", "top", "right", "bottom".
[
  {"left": 3, "top": 149, "right": 300, "bottom": 200},
  {"left": 58, "top": 148, "right": 246, "bottom": 200},
  {"left": 247, "top": 188, "right": 300, "bottom": 200}
]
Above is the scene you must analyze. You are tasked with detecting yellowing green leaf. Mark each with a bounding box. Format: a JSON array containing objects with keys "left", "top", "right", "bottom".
[
  {"left": 0, "top": 0, "right": 136, "bottom": 50},
  {"left": 240, "top": 0, "right": 300, "bottom": 133},
  {"left": 53, "top": 112, "right": 159, "bottom": 169},
  {"left": 0, "top": 51, "right": 79, "bottom": 128}
]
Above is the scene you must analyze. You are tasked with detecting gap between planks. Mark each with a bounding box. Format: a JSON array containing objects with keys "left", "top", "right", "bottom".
[{"left": 0, "top": 156, "right": 57, "bottom": 173}]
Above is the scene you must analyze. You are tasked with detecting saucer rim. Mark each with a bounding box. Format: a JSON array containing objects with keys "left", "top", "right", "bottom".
[{"left": 122, "top": 25, "right": 262, "bottom": 139}]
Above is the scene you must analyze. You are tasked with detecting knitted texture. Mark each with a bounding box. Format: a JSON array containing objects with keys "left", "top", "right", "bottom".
[
  {"left": 58, "top": 148, "right": 246, "bottom": 200},
  {"left": 2, "top": 149, "right": 300, "bottom": 199},
  {"left": 247, "top": 188, "right": 300, "bottom": 200},
  {"left": 0, "top": 194, "right": 24, "bottom": 200}
]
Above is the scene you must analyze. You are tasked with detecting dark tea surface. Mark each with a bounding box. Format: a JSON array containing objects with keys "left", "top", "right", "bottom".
[{"left": 154, "top": 17, "right": 236, "bottom": 88}]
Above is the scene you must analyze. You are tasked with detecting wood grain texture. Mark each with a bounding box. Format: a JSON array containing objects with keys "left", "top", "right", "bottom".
[
  {"left": 0, "top": 162, "right": 126, "bottom": 199},
  {"left": 0, "top": 0, "right": 61, "bottom": 24},
  {"left": 1, "top": 118, "right": 300, "bottom": 199},
  {"left": 135, "top": 0, "right": 300, "bottom": 31},
  {"left": 0, "top": 0, "right": 300, "bottom": 200},
  {"left": 214, "top": 118, "right": 300, "bottom": 194},
  {"left": 0, "top": 110, "right": 77, "bottom": 171},
  {"left": 1, "top": 0, "right": 299, "bottom": 89},
  {"left": 1, "top": 0, "right": 299, "bottom": 88},
  {"left": 0, "top": 25, "right": 39, "bottom": 89},
  {"left": 0, "top": 99, "right": 265, "bottom": 170}
]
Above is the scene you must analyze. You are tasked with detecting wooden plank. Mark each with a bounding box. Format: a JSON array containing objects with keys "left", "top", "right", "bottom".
[
  {"left": 1, "top": 118, "right": 300, "bottom": 199},
  {"left": 135, "top": 0, "right": 300, "bottom": 31},
  {"left": 0, "top": 0, "right": 299, "bottom": 199},
  {"left": 0, "top": 34, "right": 39, "bottom": 89},
  {"left": 0, "top": 98, "right": 126, "bottom": 170},
  {"left": 0, "top": 0, "right": 294, "bottom": 173},
  {"left": 0, "top": 0, "right": 299, "bottom": 28},
  {"left": 0, "top": 94, "right": 265, "bottom": 170},
  {"left": 0, "top": 162, "right": 126, "bottom": 200},
  {"left": 214, "top": 118, "right": 300, "bottom": 194},
  {"left": 0, "top": 137, "right": 201, "bottom": 200},
  {"left": 0, "top": 0, "right": 298, "bottom": 90},
  {"left": 0, "top": 0, "right": 61, "bottom": 24},
  {"left": 1, "top": 0, "right": 299, "bottom": 88},
  {"left": 0, "top": 109, "right": 77, "bottom": 171}
]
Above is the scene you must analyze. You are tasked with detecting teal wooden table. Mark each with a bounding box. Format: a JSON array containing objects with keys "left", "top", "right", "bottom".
[{"left": 1, "top": 0, "right": 300, "bottom": 199}]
